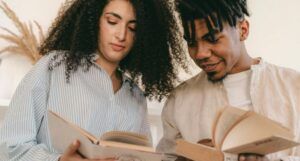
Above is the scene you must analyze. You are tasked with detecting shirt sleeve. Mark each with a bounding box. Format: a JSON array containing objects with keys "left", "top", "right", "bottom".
[
  {"left": 139, "top": 96, "right": 153, "bottom": 145},
  {"left": 156, "top": 93, "right": 182, "bottom": 155},
  {"left": 258, "top": 66, "right": 300, "bottom": 161},
  {"left": 0, "top": 53, "right": 61, "bottom": 161},
  {"left": 277, "top": 69, "right": 300, "bottom": 161}
]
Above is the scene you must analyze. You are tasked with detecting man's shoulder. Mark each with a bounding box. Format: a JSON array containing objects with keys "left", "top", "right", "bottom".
[
  {"left": 173, "top": 72, "right": 207, "bottom": 94},
  {"left": 165, "top": 71, "right": 212, "bottom": 104},
  {"left": 256, "top": 62, "right": 300, "bottom": 88},
  {"left": 262, "top": 62, "right": 300, "bottom": 79}
]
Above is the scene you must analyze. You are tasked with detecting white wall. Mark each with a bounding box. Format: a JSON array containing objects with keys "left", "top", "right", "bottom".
[
  {"left": 247, "top": 0, "right": 300, "bottom": 70},
  {"left": 1, "top": 0, "right": 300, "bottom": 147},
  {"left": 0, "top": 0, "right": 63, "bottom": 99}
]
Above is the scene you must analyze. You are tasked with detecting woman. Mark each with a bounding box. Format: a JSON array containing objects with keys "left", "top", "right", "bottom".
[{"left": 0, "top": 0, "right": 187, "bottom": 160}]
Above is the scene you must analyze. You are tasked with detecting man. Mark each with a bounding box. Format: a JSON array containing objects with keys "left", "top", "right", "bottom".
[{"left": 157, "top": 0, "right": 300, "bottom": 161}]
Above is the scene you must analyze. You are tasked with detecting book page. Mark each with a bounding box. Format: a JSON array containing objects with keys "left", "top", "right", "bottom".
[
  {"left": 48, "top": 111, "right": 99, "bottom": 153},
  {"left": 214, "top": 107, "right": 248, "bottom": 149},
  {"left": 48, "top": 111, "right": 164, "bottom": 160},
  {"left": 85, "top": 144, "right": 165, "bottom": 161},
  {"left": 100, "top": 131, "right": 151, "bottom": 146},
  {"left": 211, "top": 107, "right": 225, "bottom": 147},
  {"left": 176, "top": 139, "right": 223, "bottom": 161},
  {"left": 100, "top": 140, "right": 154, "bottom": 152},
  {"left": 222, "top": 112, "right": 296, "bottom": 154}
]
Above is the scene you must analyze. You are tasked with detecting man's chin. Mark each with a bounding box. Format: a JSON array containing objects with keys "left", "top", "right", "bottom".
[{"left": 207, "top": 72, "right": 227, "bottom": 83}]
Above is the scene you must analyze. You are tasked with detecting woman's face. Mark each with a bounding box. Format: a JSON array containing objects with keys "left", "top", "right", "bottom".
[{"left": 98, "top": 0, "right": 136, "bottom": 65}]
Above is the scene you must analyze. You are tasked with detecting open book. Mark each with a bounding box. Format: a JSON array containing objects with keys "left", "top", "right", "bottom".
[
  {"left": 48, "top": 110, "right": 168, "bottom": 161},
  {"left": 176, "top": 106, "right": 299, "bottom": 161}
]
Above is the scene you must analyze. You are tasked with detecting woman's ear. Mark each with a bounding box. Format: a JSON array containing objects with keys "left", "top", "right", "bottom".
[{"left": 238, "top": 19, "right": 249, "bottom": 41}]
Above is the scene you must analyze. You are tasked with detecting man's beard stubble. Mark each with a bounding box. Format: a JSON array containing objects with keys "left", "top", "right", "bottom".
[{"left": 207, "top": 71, "right": 227, "bottom": 83}]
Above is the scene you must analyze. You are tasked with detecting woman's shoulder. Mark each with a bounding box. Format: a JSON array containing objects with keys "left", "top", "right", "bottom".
[
  {"left": 24, "top": 50, "right": 67, "bottom": 79},
  {"left": 36, "top": 50, "right": 66, "bottom": 67}
]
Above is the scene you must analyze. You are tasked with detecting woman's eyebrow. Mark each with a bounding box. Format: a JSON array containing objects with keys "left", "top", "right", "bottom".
[{"left": 105, "top": 12, "right": 136, "bottom": 23}]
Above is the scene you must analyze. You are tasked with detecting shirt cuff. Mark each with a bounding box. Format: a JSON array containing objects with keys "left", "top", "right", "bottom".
[{"left": 46, "top": 153, "right": 61, "bottom": 161}]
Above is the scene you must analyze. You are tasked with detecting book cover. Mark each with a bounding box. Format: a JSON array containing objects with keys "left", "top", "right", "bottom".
[
  {"left": 48, "top": 110, "right": 167, "bottom": 161},
  {"left": 176, "top": 106, "right": 299, "bottom": 161}
]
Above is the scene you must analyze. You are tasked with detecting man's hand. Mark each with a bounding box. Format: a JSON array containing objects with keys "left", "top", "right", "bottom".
[
  {"left": 238, "top": 153, "right": 269, "bottom": 161},
  {"left": 59, "top": 140, "right": 116, "bottom": 161}
]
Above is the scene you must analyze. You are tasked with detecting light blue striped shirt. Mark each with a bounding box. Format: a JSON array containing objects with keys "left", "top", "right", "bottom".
[{"left": 0, "top": 51, "right": 151, "bottom": 161}]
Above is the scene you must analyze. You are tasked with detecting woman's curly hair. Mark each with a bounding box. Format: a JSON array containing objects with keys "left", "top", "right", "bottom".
[{"left": 39, "top": 0, "right": 188, "bottom": 101}]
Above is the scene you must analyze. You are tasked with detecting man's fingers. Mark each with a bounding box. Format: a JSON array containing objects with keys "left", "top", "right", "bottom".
[
  {"left": 64, "top": 140, "right": 80, "bottom": 156},
  {"left": 92, "top": 158, "right": 116, "bottom": 161},
  {"left": 239, "top": 155, "right": 246, "bottom": 161},
  {"left": 238, "top": 154, "right": 265, "bottom": 161}
]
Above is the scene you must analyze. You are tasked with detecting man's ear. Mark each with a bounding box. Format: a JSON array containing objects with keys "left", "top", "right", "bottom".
[{"left": 238, "top": 19, "right": 249, "bottom": 41}]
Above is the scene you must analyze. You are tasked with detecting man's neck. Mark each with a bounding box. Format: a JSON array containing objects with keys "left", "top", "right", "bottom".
[{"left": 230, "top": 51, "right": 259, "bottom": 74}]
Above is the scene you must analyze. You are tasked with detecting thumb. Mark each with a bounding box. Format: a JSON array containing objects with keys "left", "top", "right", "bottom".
[{"left": 65, "top": 140, "right": 80, "bottom": 156}]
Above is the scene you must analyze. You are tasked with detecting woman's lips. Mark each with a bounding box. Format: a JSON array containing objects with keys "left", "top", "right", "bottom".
[{"left": 111, "top": 43, "right": 125, "bottom": 52}]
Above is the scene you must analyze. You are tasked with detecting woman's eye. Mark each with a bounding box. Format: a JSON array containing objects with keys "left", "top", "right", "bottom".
[
  {"left": 128, "top": 27, "right": 136, "bottom": 32},
  {"left": 107, "top": 17, "right": 118, "bottom": 25},
  {"left": 128, "top": 24, "right": 136, "bottom": 32},
  {"left": 107, "top": 20, "right": 117, "bottom": 25}
]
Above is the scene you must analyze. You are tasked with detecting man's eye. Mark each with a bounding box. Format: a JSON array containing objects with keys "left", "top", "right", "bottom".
[
  {"left": 206, "top": 36, "right": 219, "bottom": 44},
  {"left": 210, "top": 39, "right": 218, "bottom": 43},
  {"left": 187, "top": 40, "right": 197, "bottom": 47},
  {"left": 184, "top": 36, "right": 196, "bottom": 47}
]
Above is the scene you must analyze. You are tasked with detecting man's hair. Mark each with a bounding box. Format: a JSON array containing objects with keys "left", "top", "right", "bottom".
[
  {"left": 39, "top": 0, "right": 189, "bottom": 101},
  {"left": 176, "top": 0, "right": 250, "bottom": 44}
]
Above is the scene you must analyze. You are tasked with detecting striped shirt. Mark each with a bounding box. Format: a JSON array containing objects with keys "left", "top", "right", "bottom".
[{"left": 0, "top": 51, "right": 151, "bottom": 161}]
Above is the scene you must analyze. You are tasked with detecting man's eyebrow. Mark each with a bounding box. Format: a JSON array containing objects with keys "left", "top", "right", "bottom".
[
  {"left": 105, "top": 12, "right": 136, "bottom": 23},
  {"left": 202, "top": 29, "right": 220, "bottom": 39}
]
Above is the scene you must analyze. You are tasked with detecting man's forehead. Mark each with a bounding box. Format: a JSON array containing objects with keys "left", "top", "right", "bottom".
[{"left": 189, "top": 19, "right": 220, "bottom": 35}]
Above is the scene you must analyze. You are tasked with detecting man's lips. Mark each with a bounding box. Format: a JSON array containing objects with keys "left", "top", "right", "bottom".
[
  {"left": 111, "top": 43, "right": 125, "bottom": 51},
  {"left": 200, "top": 61, "right": 221, "bottom": 72}
]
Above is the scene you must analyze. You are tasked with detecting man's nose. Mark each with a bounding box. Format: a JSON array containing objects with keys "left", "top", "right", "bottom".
[{"left": 194, "top": 45, "right": 211, "bottom": 60}]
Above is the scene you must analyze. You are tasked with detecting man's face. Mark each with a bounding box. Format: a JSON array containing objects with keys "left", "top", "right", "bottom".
[{"left": 187, "top": 19, "right": 248, "bottom": 82}]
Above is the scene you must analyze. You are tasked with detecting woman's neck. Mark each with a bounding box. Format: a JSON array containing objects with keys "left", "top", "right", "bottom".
[
  {"left": 96, "top": 58, "right": 118, "bottom": 77},
  {"left": 95, "top": 53, "right": 122, "bottom": 93}
]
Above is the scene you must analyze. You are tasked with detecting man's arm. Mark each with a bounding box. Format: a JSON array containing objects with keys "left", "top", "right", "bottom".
[{"left": 156, "top": 94, "right": 182, "bottom": 155}]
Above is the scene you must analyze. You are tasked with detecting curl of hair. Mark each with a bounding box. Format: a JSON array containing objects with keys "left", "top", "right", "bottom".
[
  {"left": 39, "top": 0, "right": 189, "bottom": 101},
  {"left": 176, "top": 0, "right": 250, "bottom": 43}
]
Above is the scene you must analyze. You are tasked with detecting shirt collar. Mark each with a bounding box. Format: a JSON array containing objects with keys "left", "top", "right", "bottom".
[{"left": 91, "top": 53, "right": 133, "bottom": 83}]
